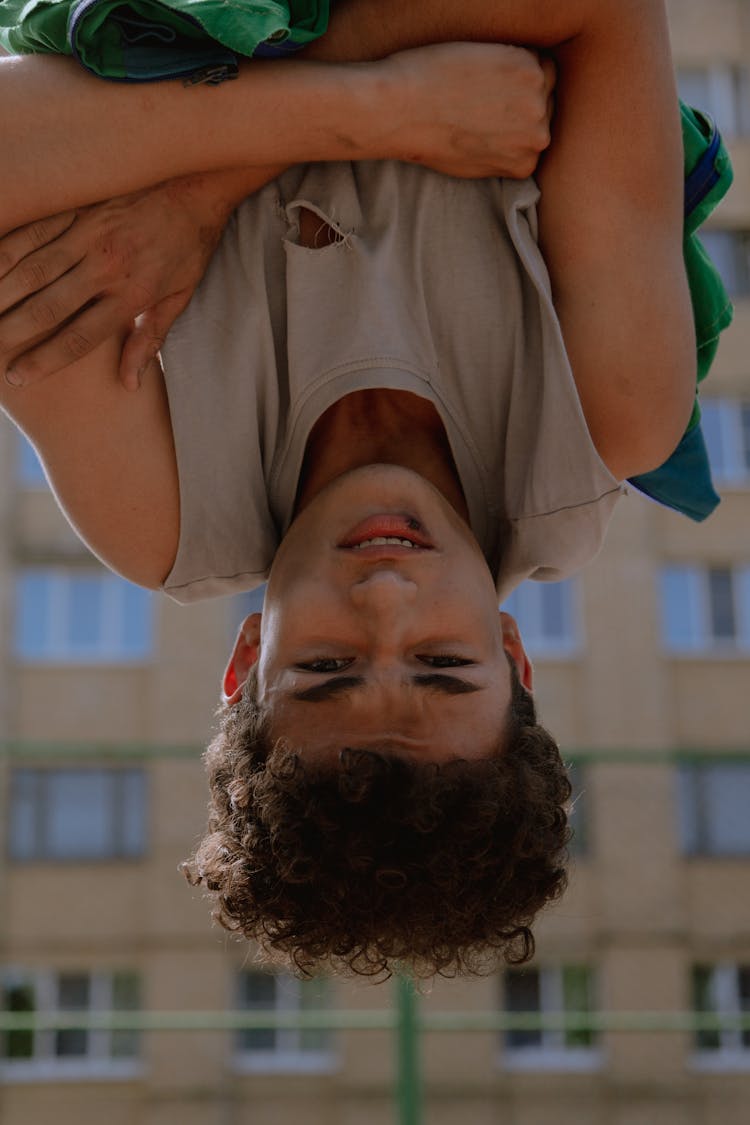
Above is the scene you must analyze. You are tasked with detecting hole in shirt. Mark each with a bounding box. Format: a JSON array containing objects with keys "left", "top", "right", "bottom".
[{"left": 295, "top": 205, "right": 347, "bottom": 249}]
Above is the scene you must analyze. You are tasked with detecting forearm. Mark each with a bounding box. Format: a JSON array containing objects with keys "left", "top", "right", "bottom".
[
  {"left": 1, "top": 0, "right": 581, "bottom": 230},
  {"left": 303, "top": 0, "right": 577, "bottom": 60},
  {"left": 170, "top": 0, "right": 571, "bottom": 218},
  {"left": 0, "top": 52, "right": 394, "bottom": 230}
]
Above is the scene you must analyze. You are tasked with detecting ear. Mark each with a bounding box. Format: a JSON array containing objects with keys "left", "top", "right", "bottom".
[
  {"left": 499, "top": 611, "right": 534, "bottom": 694},
  {"left": 222, "top": 613, "right": 262, "bottom": 705}
]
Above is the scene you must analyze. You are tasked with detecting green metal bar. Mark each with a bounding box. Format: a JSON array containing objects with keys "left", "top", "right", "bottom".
[
  {"left": 0, "top": 740, "right": 749, "bottom": 763},
  {"left": 0, "top": 740, "right": 202, "bottom": 761},
  {"left": 2, "top": 1009, "right": 749, "bottom": 1033},
  {"left": 396, "top": 977, "right": 422, "bottom": 1125}
]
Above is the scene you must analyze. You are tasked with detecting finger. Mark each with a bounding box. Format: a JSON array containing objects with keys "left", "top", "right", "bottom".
[
  {"left": 4, "top": 296, "right": 129, "bottom": 387},
  {"left": 0, "top": 211, "right": 77, "bottom": 282},
  {"left": 0, "top": 263, "right": 103, "bottom": 356},
  {"left": 540, "top": 56, "right": 557, "bottom": 97},
  {"left": 119, "top": 292, "right": 192, "bottom": 391},
  {"left": 0, "top": 242, "right": 86, "bottom": 318}
]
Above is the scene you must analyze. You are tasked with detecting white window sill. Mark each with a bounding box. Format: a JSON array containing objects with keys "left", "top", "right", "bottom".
[
  {"left": 232, "top": 1050, "right": 338, "bottom": 1075},
  {"left": 708, "top": 481, "right": 750, "bottom": 492},
  {"left": 0, "top": 1058, "right": 144, "bottom": 1083},
  {"left": 690, "top": 1049, "right": 750, "bottom": 1072},
  {"left": 497, "top": 1047, "right": 604, "bottom": 1072}
]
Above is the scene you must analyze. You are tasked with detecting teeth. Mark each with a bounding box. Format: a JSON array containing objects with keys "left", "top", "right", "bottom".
[{"left": 352, "top": 537, "right": 417, "bottom": 549}]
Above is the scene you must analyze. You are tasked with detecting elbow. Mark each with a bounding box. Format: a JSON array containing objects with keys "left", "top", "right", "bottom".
[{"left": 596, "top": 353, "right": 697, "bottom": 481}]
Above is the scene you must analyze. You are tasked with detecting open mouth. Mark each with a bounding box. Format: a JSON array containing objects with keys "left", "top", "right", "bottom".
[{"left": 338, "top": 514, "right": 435, "bottom": 550}]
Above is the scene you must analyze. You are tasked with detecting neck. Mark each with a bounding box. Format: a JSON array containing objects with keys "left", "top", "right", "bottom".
[{"left": 294, "top": 389, "right": 469, "bottom": 520}]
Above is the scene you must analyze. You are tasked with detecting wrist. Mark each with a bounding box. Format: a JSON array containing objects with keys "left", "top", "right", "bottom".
[
  {"left": 162, "top": 167, "right": 280, "bottom": 222},
  {"left": 312, "top": 59, "right": 405, "bottom": 162}
]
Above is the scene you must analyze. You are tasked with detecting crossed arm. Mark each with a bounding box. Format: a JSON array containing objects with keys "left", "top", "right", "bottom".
[
  {"left": 0, "top": 33, "right": 554, "bottom": 387},
  {"left": 0, "top": 0, "right": 695, "bottom": 587}
]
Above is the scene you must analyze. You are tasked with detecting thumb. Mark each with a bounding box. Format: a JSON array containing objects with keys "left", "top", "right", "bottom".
[{"left": 119, "top": 291, "right": 192, "bottom": 391}]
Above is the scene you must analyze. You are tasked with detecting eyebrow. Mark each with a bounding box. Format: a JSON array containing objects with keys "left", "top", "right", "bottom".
[{"left": 291, "top": 674, "right": 483, "bottom": 704}]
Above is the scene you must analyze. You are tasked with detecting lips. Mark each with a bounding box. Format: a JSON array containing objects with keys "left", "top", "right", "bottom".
[{"left": 338, "top": 514, "right": 435, "bottom": 550}]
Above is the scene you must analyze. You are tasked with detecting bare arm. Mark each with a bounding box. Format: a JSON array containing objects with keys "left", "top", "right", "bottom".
[
  {"left": 533, "top": 2, "right": 694, "bottom": 478},
  {"left": 0, "top": 44, "right": 550, "bottom": 232},
  {"left": 0, "top": 37, "right": 552, "bottom": 386},
  {"left": 305, "top": 0, "right": 695, "bottom": 477}
]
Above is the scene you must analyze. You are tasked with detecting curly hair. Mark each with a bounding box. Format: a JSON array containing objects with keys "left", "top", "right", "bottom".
[{"left": 185, "top": 659, "right": 571, "bottom": 979}]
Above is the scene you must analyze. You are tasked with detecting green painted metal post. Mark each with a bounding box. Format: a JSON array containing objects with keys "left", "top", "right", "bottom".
[{"left": 395, "top": 975, "right": 422, "bottom": 1125}]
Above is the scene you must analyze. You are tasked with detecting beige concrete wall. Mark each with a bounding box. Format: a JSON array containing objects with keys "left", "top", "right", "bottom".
[{"left": 667, "top": 0, "right": 750, "bottom": 59}]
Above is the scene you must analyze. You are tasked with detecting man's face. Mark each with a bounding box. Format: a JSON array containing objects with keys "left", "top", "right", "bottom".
[{"left": 225, "top": 466, "right": 532, "bottom": 762}]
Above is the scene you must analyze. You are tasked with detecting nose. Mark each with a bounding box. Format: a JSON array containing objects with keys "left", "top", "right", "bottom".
[{"left": 348, "top": 568, "right": 418, "bottom": 616}]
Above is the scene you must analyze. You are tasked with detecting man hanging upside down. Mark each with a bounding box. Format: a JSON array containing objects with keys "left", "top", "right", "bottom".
[{"left": 0, "top": 1, "right": 704, "bottom": 976}]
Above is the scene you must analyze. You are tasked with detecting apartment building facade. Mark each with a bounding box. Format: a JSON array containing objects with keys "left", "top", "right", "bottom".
[{"left": 1, "top": 1, "right": 749, "bottom": 1122}]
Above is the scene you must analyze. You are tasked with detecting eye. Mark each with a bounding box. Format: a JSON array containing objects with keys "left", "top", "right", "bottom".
[
  {"left": 417, "top": 655, "right": 474, "bottom": 668},
  {"left": 296, "top": 658, "right": 354, "bottom": 673}
]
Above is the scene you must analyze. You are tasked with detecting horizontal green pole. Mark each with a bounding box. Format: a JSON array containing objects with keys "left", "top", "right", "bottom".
[
  {"left": 1, "top": 1010, "right": 749, "bottom": 1033},
  {"left": 0, "top": 741, "right": 201, "bottom": 761},
  {"left": 0, "top": 741, "right": 749, "bottom": 764}
]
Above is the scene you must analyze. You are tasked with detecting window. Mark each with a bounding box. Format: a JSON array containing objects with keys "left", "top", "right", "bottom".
[
  {"left": 677, "top": 64, "right": 750, "bottom": 138},
  {"left": 677, "top": 763, "right": 750, "bottom": 856},
  {"left": 701, "top": 399, "right": 750, "bottom": 486},
  {"left": 692, "top": 964, "right": 750, "bottom": 1069},
  {"left": 501, "top": 579, "right": 580, "bottom": 658},
  {"left": 15, "top": 569, "right": 153, "bottom": 662},
  {"left": 234, "top": 972, "right": 335, "bottom": 1072},
  {"left": 699, "top": 230, "right": 750, "bottom": 298},
  {"left": 1, "top": 969, "right": 141, "bottom": 1081},
  {"left": 501, "top": 966, "right": 601, "bottom": 1070},
  {"left": 8, "top": 768, "right": 147, "bottom": 862},
  {"left": 16, "top": 435, "right": 48, "bottom": 488},
  {"left": 660, "top": 565, "right": 750, "bottom": 653}
]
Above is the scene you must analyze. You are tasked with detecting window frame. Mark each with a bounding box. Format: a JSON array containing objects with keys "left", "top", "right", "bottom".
[
  {"left": 233, "top": 971, "right": 337, "bottom": 1074},
  {"left": 677, "top": 763, "right": 750, "bottom": 858},
  {"left": 8, "top": 767, "right": 148, "bottom": 864},
  {"left": 499, "top": 965, "right": 604, "bottom": 1072},
  {"left": 700, "top": 399, "right": 750, "bottom": 489},
  {"left": 0, "top": 968, "right": 143, "bottom": 1082},
  {"left": 500, "top": 579, "right": 582, "bottom": 660},
  {"left": 698, "top": 229, "right": 750, "bottom": 299},
  {"left": 676, "top": 62, "right": 750, "bottom": 139},
  {"left": 14, "top": 568, "right": 154, "bottom": 665},
  {"left": 660, "top": 565, "right": 750, "bottom": 656},
  {"left": 691, "top": 963, "right": 750, "bottom": 1072}
]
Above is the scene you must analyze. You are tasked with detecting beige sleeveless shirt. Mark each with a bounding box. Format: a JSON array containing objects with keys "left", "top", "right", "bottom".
[{"left": 159, "top": 160, "right": 623, "bottom": 605}]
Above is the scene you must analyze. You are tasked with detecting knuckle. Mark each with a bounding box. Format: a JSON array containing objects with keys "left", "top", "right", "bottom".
[
  {"left": 0, "top": 250, "right": 17, "bottom": 276},
  {"left": 98, "top": 248, "right": 125, "bottom": 286},
  {"left": 29, "top": 297, "right": 61, "bottom": 331},
  {"left": 19, "top": 257, "right": 48, "bottom": 293},
  {"left": 62, "top": 328, "right": 93, "bottom": 362},
  {"left": 517, "top": 153, "right": 538, "bottom": 179},
  {"left": 27, "top": 220, "right": 53, "bottom": 250}
]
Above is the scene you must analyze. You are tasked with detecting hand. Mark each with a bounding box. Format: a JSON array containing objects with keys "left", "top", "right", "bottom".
[
  {"left": 383, "top": 43, "right": 556, "bottom": 179},
  {"left": 0, "top": 177, "right": 232, "bottom": 391}
]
